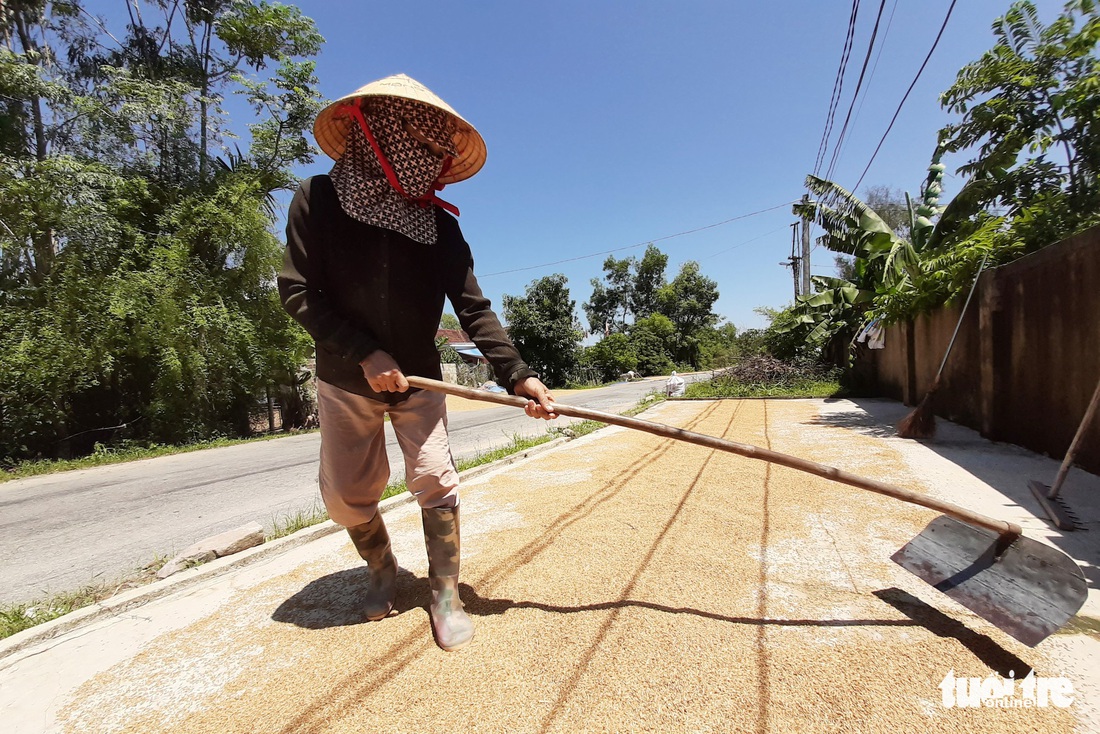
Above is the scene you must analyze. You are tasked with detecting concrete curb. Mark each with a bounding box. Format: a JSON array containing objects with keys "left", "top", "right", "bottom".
[
  {"left": 0, "top": 435, "right": 572, "bottom": 663},
  {"left": 666, "top": 396, "right": 846, "bottom": 401}
]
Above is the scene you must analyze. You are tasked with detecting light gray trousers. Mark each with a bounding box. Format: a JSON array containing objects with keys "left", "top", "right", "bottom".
[{"left": 316, "top": 380, "right": 460, "bottom": 527}]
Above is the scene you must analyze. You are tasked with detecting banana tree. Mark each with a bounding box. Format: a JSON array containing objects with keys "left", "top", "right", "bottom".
[
  {"left": 803, "top": 174, "right": 924, "bottom": 294},
  {"left": 789, "top": 173, "right": 923, "bottom": 354},
  {"left": 772, "top": 275, "right": 874, "bottom": 353},
  {"left": 801, "top": 150, "right": 1003, "bottom": 320}
]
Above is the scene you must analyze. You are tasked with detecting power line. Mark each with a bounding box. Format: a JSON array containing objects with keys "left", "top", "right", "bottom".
[
  {"left": 806, "top": 0, "right": 863, "bottom": 266},
  {"left": 837, "top": 0, "right": 900, "bottom": 168},
  {"left": 823, "top": 0, "right": 889, "bottom": 183},
  {"left": 478, "top": 201, "right": 798, "bottom": 278},
  {"left": 699, "top": 224, "right": 791, "bottom": 260},
  {"left": 852, "top": 0, "right": 958, "bottom": 192},
  {"left": 813, "top": 0, "right": 861, "bottom": 177}
]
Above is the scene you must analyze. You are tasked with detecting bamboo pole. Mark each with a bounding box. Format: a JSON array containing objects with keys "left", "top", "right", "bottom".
[{"left": 408, "top": 375, "right": 1022, "bottom": 539}]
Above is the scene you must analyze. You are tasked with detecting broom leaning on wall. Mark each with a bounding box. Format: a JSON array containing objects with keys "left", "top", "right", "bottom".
[{"left": 897, "top": 253, "right": 989, "bottom": 440}]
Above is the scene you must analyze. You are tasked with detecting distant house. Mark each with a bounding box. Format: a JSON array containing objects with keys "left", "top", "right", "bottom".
[{"left": 435, "top": 328, "right": 487, "bottom": 364}]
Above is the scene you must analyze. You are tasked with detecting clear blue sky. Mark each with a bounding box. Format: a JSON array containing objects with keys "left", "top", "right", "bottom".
[{"left": 100, "top": 0, "right": 1068, "bottom": 331}]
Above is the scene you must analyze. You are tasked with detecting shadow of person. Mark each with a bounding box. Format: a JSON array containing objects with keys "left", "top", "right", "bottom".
[
  {"left": 462, "top": 584, "right": 927, "bottom": 630},
  {"left": 272, "top": 567, "right": 432, "bottom": 629},
  {"left": 873, "top": 588, "right": 1033, "bottom": 677},
  {"left": 274, "top": 571, "right": 1033, "bottom": 677}
]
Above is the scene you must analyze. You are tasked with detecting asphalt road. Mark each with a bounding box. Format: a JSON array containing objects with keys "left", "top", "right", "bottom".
[{"left": 0, "top": 377, "right": 690, "bottom": 605}]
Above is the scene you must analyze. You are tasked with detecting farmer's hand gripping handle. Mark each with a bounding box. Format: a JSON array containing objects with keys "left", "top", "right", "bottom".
[{"left": 407, "top": 376, "right": 1024, "bottom": 541}]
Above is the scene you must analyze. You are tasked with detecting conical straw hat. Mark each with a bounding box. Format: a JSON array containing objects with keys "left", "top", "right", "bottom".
[{"left": 313, "top": 74, "right": 486, "bottom": 185}]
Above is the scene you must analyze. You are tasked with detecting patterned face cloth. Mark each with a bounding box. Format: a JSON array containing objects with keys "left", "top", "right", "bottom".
[{"left": 330, "top": 98, "right": 457, "bottom": 245}]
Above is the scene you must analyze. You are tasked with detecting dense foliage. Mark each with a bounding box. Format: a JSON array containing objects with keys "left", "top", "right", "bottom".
[
  {"left": 579, "top": 243, "right": 730, "bottom": 381},
  {"left": 582, "top": 244, "right": 672, "bottom": 333},
  {"left": 778, "top": 0, "right": 1100, "bottom": 365},
  {"left": 938, "top": 0, "right": 1100, "bottom": 253},
  {"left": 501, "top": 274, "right": 584, "bottom": 388},
  {"left": 0, "top": 1, "right": 323, "bottom": 463}
]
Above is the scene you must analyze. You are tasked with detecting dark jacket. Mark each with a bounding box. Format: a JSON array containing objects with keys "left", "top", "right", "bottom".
[{"left": 278, "top": 175, "right": 536, "bottom": 404}]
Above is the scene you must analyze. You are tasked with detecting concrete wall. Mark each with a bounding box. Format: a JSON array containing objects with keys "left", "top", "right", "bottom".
[{"left": 862, "top": 224, "right": 1100, "bottom": 474}]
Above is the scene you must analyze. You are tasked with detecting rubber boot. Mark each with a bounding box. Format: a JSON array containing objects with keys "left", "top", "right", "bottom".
[
  {"left": 421, "top": 505, "right": 474, "bottom": 651},
  {"left": 346, "top": 511, "right": 397, "bottom": 621}
]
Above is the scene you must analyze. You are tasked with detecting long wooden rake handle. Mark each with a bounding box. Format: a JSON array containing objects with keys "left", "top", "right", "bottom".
[
  {"left": 1048, "top": 375, "right": 1100, "bottom": 500},
  {"left": 408, "top": 375, "right": 1023, "bottom": 539}
]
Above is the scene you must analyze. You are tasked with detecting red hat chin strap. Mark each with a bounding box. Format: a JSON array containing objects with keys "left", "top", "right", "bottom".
[{"left": 341, "top": 104, "right": 460, "bottom": 217}]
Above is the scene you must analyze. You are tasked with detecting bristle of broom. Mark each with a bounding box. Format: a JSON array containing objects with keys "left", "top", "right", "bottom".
[{"left": 897, "top": 390, "right": 937, "bottom": 439}]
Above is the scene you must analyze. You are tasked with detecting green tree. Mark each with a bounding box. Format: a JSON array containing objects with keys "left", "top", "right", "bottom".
[
  {"left": 804, "top": 165, "right": 1005, "bottom": 328},
  {"left": 0, "top": 1, "right": 324, "bottom": 462},
  {"left": 938, "top": 0, "right": 1100, "bottom": 252},
  {"left": 803, "top": 175, "right": 918, "bottom": 296},
  {"left": 583, "top": 333, "right": 637, "bottom": 382},
  {"left": 502, "top": 274, "right": 583, "bottom": 388},
  {"left": 582, "top": 244, "right": 668, "bottom": 334},
  {"left": 656, "top": 261, "right": 719, "bottom": 366},
  {"left": 435, "top": 337, "right": 463, "bottom": 365},
  {"left": 834, "top": 185, "right": 910, "bottom": 278},
  {"left": 629, "top": 313, "right": 676, "bottom": 376},
  {"left": 439, "top": 312, "right": 461, "bottom": 330},
  {"left": 630, "top": 244, "right": 668, "bottom": 319},
  {"left": 698, "top": 322, "right": 740, "bottom": 369},
  {"left": 583, "top": 254, "right": 633, "bottom": 334},
  {"left": 769, "top": 278, "right": 874, "bottom": 361},
  {"left": 733, "top": 327, "right": 768, "bottom": 358},
  {"left": 756, "top": 305, "right": 812, "bottom": 362},
  {"left": 862, "top": 185, "right": 911, "bottom": 237}
]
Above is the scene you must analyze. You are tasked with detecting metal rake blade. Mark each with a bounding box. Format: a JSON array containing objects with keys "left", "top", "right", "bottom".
[
  {"left": 892, "top": 515, "right": 1088, "bottom": 647},
  {"left": 1028, "top": 480, "right": 1086, "bottom": 532}
]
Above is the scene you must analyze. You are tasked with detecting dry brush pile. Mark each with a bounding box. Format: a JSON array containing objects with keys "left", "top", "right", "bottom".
[{"left": 688, "top": 355, "right": 844, "bottom": 398}]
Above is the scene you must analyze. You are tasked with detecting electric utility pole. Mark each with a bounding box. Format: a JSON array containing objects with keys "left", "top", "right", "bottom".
[
  {"left": 800, "top": 194, "right": 813, "bottom": 296},
  {"left": 782, "top": 221, "right": 801, "bottom": 300}
]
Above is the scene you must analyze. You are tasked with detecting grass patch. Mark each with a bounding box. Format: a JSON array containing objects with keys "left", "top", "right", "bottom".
[
  {"left": 545, "top": 391, "right": 666, "bottom": 439},
  {"left": 2, "top": 429, "right": 318, "bottom": 484},
  {"left": 380, "top": 479, "right": 407, "bottom": 502},
  {"left": 684, "top": 379, "right": 844, "bottom": 399},
  {"left": 562, "top": 420, "right": 604, "bottom": 437},
  {"left": 2, "top": 590, "right": 101, "bottom": 641},
  {"left": 624, "top": 394, "right": 665, "bottom": 417},
  {"left": 456, "top": 433, "right": 556, "bottom": 472},
  {"left": 683, "top": 355, "right": 846, "bottom": 399},
  {"left": 267, "top": 502, "right": 331, "bottom": 542},
  {"left": 0, "top": 556, "right": 169, "bottom": 641}
]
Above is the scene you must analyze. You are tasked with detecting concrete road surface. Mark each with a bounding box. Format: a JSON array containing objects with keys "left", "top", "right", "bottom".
[{"left": 0, "top": 377, "right": 685, "bottom": 606}]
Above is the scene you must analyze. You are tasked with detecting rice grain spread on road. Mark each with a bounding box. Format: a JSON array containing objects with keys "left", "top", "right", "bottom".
[{"left": 54, "top": 399, "right": 1088, "bottom": 733}]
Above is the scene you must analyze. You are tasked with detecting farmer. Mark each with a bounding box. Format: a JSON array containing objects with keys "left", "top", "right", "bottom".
[{"left": 278, "top": 74, "right": 556, "bottom": 651}]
